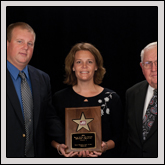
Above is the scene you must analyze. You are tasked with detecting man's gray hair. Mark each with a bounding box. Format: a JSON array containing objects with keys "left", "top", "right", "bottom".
[{"left": 140, "top": 42, "right": 157, "bottom": 62}]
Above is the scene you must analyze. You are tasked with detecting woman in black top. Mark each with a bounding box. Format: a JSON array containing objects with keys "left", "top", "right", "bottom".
[{"left": 51, "top": 42, "right": 123, "bottom": 158}]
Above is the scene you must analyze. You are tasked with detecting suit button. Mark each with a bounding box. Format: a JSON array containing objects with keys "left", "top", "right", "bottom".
[{"left": 23, "top": 134, "right": 26, "bottom": 137}]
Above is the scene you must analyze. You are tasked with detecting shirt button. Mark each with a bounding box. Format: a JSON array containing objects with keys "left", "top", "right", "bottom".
[
  {"left": 29, "top": 119, "right": 31, "bottom": 122},
  {"left": 23, "top": 134, "right": 26, "bottom": 137}
]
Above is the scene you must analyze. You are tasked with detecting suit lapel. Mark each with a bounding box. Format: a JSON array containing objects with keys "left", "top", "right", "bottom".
[
  {"left": 7, "top": 70, "right": 24, "bottom": 126},
  {"left": 134, "top": 81, "right": 148, "bottom": 143},
  {"left": 28, "top": 66, "right": 41, "bottom": 131}
]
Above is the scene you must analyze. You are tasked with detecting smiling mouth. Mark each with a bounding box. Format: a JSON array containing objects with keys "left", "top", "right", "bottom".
[{"left": 80, "top": 71, "right": 89, "bottom": 73}]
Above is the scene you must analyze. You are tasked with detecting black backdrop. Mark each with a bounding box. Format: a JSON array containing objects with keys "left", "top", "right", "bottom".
[
  {"left": 6, "top": 6, "right": 158, "bottom": 157},
  {"left": 6, "top": 6, "right": 158, "bottom": 107}
]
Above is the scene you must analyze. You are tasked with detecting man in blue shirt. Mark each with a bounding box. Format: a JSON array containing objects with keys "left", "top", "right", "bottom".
[{"left": 7, "top": 22, "right": 64, "bottom": 157}]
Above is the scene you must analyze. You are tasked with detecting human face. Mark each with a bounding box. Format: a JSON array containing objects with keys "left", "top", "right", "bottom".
[
  {"left": 73, "top": 50, "right": 97, "bottom": 84},
  {"left": 7, "top": 27, "right": 35, "bottom": 70},
  {"left": 140, "top": 45, "right": 157, "bottom": 89}
]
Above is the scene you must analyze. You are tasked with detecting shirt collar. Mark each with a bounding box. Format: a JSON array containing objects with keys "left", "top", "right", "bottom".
[
  {"left": 148, "top": 85, "right": 155, "bottom": 95},
  {"left": 7, "top": 61, "right": 29, "bottom": 80}
]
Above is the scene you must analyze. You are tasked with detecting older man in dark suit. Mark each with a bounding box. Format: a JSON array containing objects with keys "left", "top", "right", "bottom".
[
  {"left": 7, "top": 22, "right": 64, "bottom": 157},
  {"left": 122, "top": 42, "right": 157, "bottom": 157}
]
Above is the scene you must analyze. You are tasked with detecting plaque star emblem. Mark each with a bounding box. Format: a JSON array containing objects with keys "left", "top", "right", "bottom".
[{"left": 73, "top": 112, "right": 94, "bottom": 131}]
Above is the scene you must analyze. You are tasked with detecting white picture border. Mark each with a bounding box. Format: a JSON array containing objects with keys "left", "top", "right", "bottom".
[{"left": 1, "top": 1, "right": 164, "bottom": 164}]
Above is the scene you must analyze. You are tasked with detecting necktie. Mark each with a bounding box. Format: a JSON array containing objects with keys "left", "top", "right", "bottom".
[
  {"left": 142, "top": 89, "right": 157, "bottom": 141},
  {"left": 19, "top": 71, "right": 34, "bottom": 157}
]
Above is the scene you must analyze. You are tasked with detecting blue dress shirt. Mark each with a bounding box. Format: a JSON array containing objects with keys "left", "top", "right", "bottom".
[{"left": 7, "top": 61, "right": 33, "bottom": 118}]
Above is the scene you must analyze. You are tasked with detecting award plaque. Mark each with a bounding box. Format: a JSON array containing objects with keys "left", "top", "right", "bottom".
[{"left": 65, "top": 106, "right": 102, "bottom": 153}]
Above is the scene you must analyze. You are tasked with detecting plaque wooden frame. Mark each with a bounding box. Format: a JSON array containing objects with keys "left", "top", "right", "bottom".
[{"left": 65, "top": 106, "right": 102, "bottom": 153}]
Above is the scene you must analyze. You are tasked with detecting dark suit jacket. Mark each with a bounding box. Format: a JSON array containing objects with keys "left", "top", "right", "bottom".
[
  {"left": 7, "top": 65, "right": 64, "bottom": 157},
  {"left": 122, "top": 80, "right": 158, "bottom": 158}
]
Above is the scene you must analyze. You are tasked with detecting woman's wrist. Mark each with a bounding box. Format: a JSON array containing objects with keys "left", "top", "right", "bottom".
[
  {"left": 56, "top": 144, "right": 63, "bottom": 155},
  {"left": 102, "top": 141, "right": 108, "bottom": 152},
  {"left": 103, "top": 140, "right": 115, "bottom": 152},
  {"left": 104, "top": 141, "right": 108, "bottom": 152}
]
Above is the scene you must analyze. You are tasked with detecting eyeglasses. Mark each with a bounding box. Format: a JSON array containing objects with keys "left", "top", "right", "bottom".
[{"left": 142, "top": 60, "right": 157, "bottom": 69}]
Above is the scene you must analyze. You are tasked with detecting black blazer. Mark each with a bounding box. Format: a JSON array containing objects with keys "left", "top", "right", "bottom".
[
  {"left": 122, "top": 80, "right": 158, "bottom": 157},
  {"left": 7, "top": 65, "right": 64, "bottom": 157}
]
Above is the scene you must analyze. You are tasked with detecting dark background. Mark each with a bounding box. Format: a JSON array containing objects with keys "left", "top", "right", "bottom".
[
  {"left": 6, "top": 6, "right": 158, "bottom": 105},
  {"left": 6, "top": 6, "right": 158, "bottom": 157}
]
